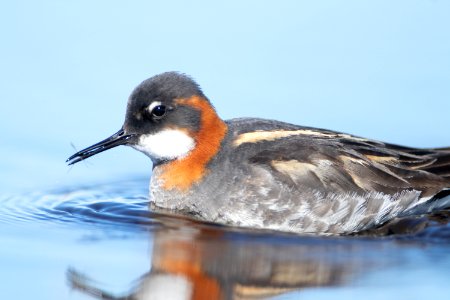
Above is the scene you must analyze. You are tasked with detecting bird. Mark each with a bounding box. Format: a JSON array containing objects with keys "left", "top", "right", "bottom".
[{"left": 67, "top": 72, "right": 450, "bottom": 235}]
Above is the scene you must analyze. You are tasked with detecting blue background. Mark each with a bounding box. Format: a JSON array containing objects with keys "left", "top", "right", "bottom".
[{"left": 1, "top": 1, "right": 449, "bottom": 193}]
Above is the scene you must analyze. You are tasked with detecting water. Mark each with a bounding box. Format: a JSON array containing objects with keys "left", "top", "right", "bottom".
[{"left": 0, "top": 178, "right": 449, "bottom": 300}]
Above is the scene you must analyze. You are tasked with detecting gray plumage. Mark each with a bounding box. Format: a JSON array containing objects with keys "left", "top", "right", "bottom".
[{"left": 150, "top": 118, "right": 450, "bottom": 235}]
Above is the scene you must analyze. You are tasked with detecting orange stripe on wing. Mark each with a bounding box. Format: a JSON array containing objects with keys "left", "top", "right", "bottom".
[{"left": 160, "top": 96, "right": 227, "bottom": 191}]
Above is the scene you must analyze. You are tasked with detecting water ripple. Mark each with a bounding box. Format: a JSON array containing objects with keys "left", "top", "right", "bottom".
[{"left": 0, "top": 178, "right": 157, "bottom": 229}]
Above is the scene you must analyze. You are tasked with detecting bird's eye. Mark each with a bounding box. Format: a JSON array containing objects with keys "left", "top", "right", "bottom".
[
  {"left": 147, "top": 102, "right": 167, "bottom": 120},
  {"left": 151, "top": 105, "right": 166, "bottom": 118}
]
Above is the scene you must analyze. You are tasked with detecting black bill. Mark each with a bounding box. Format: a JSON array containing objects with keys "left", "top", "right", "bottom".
[{"left": 66, "top": 128, "right": 135, "bottom": 165}]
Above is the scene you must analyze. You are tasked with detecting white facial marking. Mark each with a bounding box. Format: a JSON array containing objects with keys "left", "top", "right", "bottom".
[
  {"left": 147, "top": 101, "right": 162, "bottom": 114},
  {"left": 132, "top": 129, "right": 195, "bottom": 161}
]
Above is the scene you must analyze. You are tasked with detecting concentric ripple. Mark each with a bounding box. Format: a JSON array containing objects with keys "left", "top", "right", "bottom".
[{"left": 0, "top": 177, "right": 158, "bottom": 229}]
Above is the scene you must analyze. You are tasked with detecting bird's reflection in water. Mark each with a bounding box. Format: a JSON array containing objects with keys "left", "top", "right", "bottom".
[{"left": 68, "top": 213, "right": 446, "bottom": 300}]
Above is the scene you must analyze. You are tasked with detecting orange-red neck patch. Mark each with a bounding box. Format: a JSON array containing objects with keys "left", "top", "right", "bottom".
[{"left": 159, "top": 96, "right": 227, "bottom": 191}]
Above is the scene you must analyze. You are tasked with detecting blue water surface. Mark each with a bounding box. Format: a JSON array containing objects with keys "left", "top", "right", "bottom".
[{"left": 0, "top": 178, "right": 449, "bottom": 299}]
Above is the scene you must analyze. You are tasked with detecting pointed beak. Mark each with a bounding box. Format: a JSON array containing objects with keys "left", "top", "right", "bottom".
[{"left": 66, "top": 128, "right": 136, "bottom": 165}]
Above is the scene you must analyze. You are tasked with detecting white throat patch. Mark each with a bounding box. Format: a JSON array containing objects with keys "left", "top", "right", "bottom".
[{"left": 132, "top": 129, "right": 195, "bottom": 161}]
